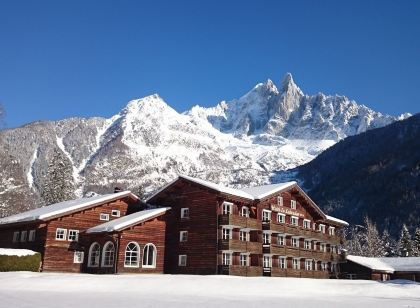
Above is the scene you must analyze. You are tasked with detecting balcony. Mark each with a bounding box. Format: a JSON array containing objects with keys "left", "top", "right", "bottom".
[
  {"left": 218, "top": 214, "right": 261, "bottom": 230},
  {"left": 218, "top": 265, "right": 263, "bottom": 277},
  {"left": 219, "top": 239, "right": 262, "bottom": 254},
  {"left": 263, "top": 244, "right": 286, "bottom": 255}
]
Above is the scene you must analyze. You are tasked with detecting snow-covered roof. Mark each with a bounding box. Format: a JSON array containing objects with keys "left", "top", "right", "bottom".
[
  {"left": 347, "top": 255, "right": 420, "bottom": 273},
  {"left": 240, "top": 182, "right": 296, "bottom": 199},
  {"left": 0, "top": 191, "right": 139, "bottom": 226},
  {"left": 325, "top": 215, "right": 349, "bottom": 226},
  {"left": 0, "top": 248, "right": 38, "bottom": 256},
  {"left": 86, "top": 208, "right": 169, "bottom": 233}
]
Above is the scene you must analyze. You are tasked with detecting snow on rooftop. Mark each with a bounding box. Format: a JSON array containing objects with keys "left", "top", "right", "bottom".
[
  {"left": 347, "top": 255, "right": 420, "bottom": 273},
  {"left": 0, "top": 191, "right": 138, "bottom": 226},
  {"left": 0, "top": 248, "right": 38, "bottom": 257},
  {"left": 86, "top": 207, "right": 170, "bottom": 234},
  {"left": 240, "top": 182, "right": 296, "bottom": 199},
  {"left": 325, "top": 215, "right": 349, "bottom": 226}
]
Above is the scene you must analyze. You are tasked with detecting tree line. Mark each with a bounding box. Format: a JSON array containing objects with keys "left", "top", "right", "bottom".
[{"left": 344, "top": 216, "right": 420, "bottom": 257}]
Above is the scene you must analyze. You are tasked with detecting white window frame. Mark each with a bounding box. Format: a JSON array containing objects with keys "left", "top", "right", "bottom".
[
  {"left": 263, "top": 255, "right": 272, "bottom": 268},
  {"left": 329, "top": 226, "right": 335, "bottom": 236},
  {"left": 320, "top": 243, "right": 327, "bottom": 252},
  {"left": 262, "top": 209, "right": 271, "bottom": 222},
  {"left": 181, "top": 208, "right": 189, "bottom": 219},
  {"left": 12, "top": 231, "right": 20, "bottom": 243},
  {"left": 20, "top": 230, "right": 27, "bottom": 242},
  {"left": 291, "top": 200, "right": 297, "bottom": 209},
  {"left": 124, "top": 242, "right": 140, "bottom": 268},
  {"left": 305, "top": 259, "right": 313, "bottom": 271},
  {"left": 178, "top": 255, "right": 187, "bottom": 266},
  {"left": 292, "top": 237, "right": 299, "bottom": 248},
  {"left": 222, "top": 202, "right": 233, "bottom": 215},
  {"left": 277, "top": 234, "right": 285, "bottom": 246},
  {"left": 240, "top": 254, "right": 249, "bottom": 267},
  {"left": 88, "top": 242, "right": 101, "bottom": 267},
  {"left": 290, "top": 216, "right": 299, "bottom": 227},
  {"left": 321, "top": 262, "right": 328, "bottom": 271},
  {"left": 180, "top": 231, "right": 188, "bottom": 242},
  {"left": 68, "top": 229, "right": 79, "bottom": 242},
  {"left": 28, "top": 229, "right": 36, "bottom": 242},
  {"left": 111, "top": 209, "right": 121, "bottom": 217},
  {"left": 331, "top": 245, "right": 337, "bottom": 254},
  {"left": 102, "top": 241, "right": 115, "bottom": 268},
  {"left": 100, "top": 213, "right": 110, "bottom": 221},
  {"left": 277, "top": 196, "right": 283, "bottom": 206},
  {"left": 240, "top": 206, "right": 249, "bottom": 217},
  {"left": 239, "top": 230, "right": 249, "bottom": 242},
  {"left": 55, "top": 228, "right": 67, "bottom": 241},
  {"left": 279, "top": 257, "right": 287, "bottom": 269},
  {"left": 318, "top": 224, "right": 326, "bottom": 233},
  {"left": 263, "top": 232, "right": 271, "bottom": 244},
  {"left": 304, "top": 240, "right": 312, "bottom": 250},
  {"left": 292, "top": 258, "right": 300, "bottom": 270},
  {"left": 222, "top": 252, "right": 232, "bottom": 266},
  {"left": 277, "top": 213, "right": 285, "bottom": 224},
  {"left": 222, "top": 227, "right": 232, "bottom": 240},
  {"left": 73, "top": 251, "right": 84, "bottom": 264},
  {"left": 303, "top": 219, "right": 311, "bottom": 229},
  {"left": 142, "top": 243, "right": 157, "bottom": 268}
]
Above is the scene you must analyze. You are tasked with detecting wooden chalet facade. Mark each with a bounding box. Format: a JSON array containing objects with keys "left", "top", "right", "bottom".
[
  {"left": 147, "top": 175, "right": 348, "bottom": 278},
  {"left": 0, "top": 175, "right": 348, "bottom": 278}
]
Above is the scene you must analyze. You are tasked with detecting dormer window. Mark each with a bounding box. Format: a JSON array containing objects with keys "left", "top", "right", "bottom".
[
  {"left": 240, "top": 206, "right": 249, "bottom": 217},
  {"left": 277, "top": 196, "right": 283, "bottom": 206},
  {"left": 291, "top": 200, "right": 297, "bottom": 210},
  {"left": 222, "top": 202, "right": 233, "bottom": 215}
]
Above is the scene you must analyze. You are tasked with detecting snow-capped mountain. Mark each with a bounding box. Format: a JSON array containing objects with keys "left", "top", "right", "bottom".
[{"left": 0, "top": 73, "right": 409, "bottom": 216}]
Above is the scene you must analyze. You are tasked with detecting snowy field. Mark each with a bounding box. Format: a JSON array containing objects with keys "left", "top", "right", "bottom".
[{"left": 0, "top": 272, "right": 419, "bottom": 308}]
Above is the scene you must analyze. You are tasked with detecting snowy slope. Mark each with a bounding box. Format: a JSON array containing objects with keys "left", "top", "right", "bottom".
[{"left": 0, "top": 73, "right": 409, "bottom": 216}]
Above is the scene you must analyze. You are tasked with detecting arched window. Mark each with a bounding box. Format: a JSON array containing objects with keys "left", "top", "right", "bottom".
[
  {"left": 240, "top": 206, "right": 249, "bottom": 217},
  {"left": 102, "top": 241, "right": 115, "bottom": 267},
  {"left": 142, "top": 243, "right": 157, "bottom": 268},
  {"left": 124, "top": 242, "right": 140, "bottom": 268},
  {"left": 88, "top": 242, "right": 100, "bottom": 267}
]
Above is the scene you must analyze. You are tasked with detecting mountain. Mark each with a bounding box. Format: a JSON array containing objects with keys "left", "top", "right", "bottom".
[
  {"left": 0, "top": 73, "right": 409, "bottom": 217},
  {"left": 288, "top": 113, "right": 420, "bottom": 237}
]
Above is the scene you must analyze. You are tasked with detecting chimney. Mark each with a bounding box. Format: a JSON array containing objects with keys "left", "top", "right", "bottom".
[{"left": 114, "top": 187, "right": 123, "bottom": 193}]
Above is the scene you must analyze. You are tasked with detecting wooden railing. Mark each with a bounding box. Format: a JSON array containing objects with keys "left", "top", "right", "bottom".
[
  {"left": 218, "top": 265, "right": 263, "bottom": 277},
  {"left": 218, "top": 239, "right": 262, "bottom": 254},
  {"left": 218, "top": 214, "right": 261, "bottom": 230}
]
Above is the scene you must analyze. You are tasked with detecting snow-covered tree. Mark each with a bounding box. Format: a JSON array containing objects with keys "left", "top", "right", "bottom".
[
  {"left": 398, "top": 224, "right": 413, "bottom": 257},
  {"left": 360, "top": 216, "right": 385, "bottom": 257},
  {"left": 382, "top": 229, "right": 398, "bottom": 257},
  {"left": 412, "top": 228, "right": 420, "bottom": 257},
  {"left": 345, "top": 225, "right": 364, "bottom": 256},
  {"left": 41, "top": 148, "right": 75, "bottom": 205}
]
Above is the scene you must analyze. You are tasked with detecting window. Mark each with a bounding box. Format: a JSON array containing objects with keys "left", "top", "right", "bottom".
[
  {"left": 331, "top": 245, "right": 337, "bottom": 254},
  {"left": 262, "top": 210, "right": 271, "bottom": 222},
  {"left": 321, "top": 262, "right": 328, "bottom": 271},
  {"left": 222, "top": 252, "right": 232, "bottom": 265},
  {"left": 180, "top": 231, "right": 188, "bottom": 242},
  {"left": 239, "top": 230, "right": 249, "bottom": 242},
  {"left": 331, "top": 263, "right": 337, "bottom": 273},
  {"left": 102, "top": 241, "right": 115, "bottom": 267},
  {"left": 292, "top": 258, "right": 300, "bottom": 270},
  {"left": 290, "top": 216, "right": 299, "bottom": 227},
  {"left": 100, "top": 213, "right": 110, "bottom": 221},
  {"left": 12, "top": 231, "right": 20, "bottom": 243},
  {"left": 68, "top": 230, "right": 79, "bottom": 242},
  {"left": 304, "top": 240, "right": 312, "bottom": 250},
  {"left": 292, "top": 237, "right": 299, "bottom": 248},
  {"left": 303, "top": 219, "right": 311, "bottom": 229},
  {"left": 291, "top": 200, "right": 297, "bottom": 209},
  {"left": 277, "top": 235, "right": 285, "bottom": 246},
  {"left": 329, "top": 227, "right": 335, "bottom": 236},
  {"left": 222, "top": 228, "right": 232, "bottom": 240},
  {"left": 320, "top": 243, "right": 327, "bottom": 252},
  {"left": 240, "top": 206, "right": 249, "bottom": 217},
  {"left": 88, "top": 242, "right": 100, "bottom": 267},
  {"left": 277, "top": 213, "right": 285, "bottom": 224},
  {"left": 20, "top": 231, "right": 27, "bottom": 242},
  {"left": 279, "top": 257, "right": 287, "bottom": 269},
  {"left": 55, "top": 228, "right": 67, "bottom": 241},
  {"left": 181, "top": 208, "right": 189, "bottom": 219},
  {"left": 305, "top": 259, "right": 313, "bottom": 271},
  {"left": 318, "top": 224, "right": 326, "bottom": 233},
  {"left": 143, "top": 243, "right": 157, "bottom": 268},
  {"left": 124, "top": 242, "right": 140, "bottom": 268},
  {"left": 178, "top": 255, "right": 187, "bottom": 266},
  {"left": 222, "top": 202, "right": 233, "bottom": 215},
  {"left": 240, "top": 254, "right": 249, "bottom": 267},
  {"left": 263, "top": 255, "right": 272, "bottom": 268},
  {"left": 263, "top": 232, "right": 271, "bottom": 244},
  {"left": 277, "top": 196, "right": 283, "bottom": 206},
  {"left": 73, "top": 251, "right": 84, "bottom": 264},
  {"left": 28, "top": 230, "right": 36, "bottom": 242},
  {"left": 111, "top": 210, "right": 121, "bottom": 217}
]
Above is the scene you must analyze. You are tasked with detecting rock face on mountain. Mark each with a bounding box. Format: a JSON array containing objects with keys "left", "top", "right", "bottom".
[
  {"left": 0, "top": 73, "right": 408, "bottom": 217},
  {"left": 290, "top": 113, "right": 420, "bottom": 237}
]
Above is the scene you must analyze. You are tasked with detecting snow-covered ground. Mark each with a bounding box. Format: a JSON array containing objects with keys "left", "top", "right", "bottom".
[{"left": 0, "top": 272, "right": 419, "bottom": 308}]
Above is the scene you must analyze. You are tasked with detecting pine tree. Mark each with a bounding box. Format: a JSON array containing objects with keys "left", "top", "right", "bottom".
[
  {"left": 360, "top": 216, "right": 385, "bottom": 257},
  {"left": 412, "top": 228, "right": 420, "bottom": 257},
  {"left": 346, "top": 225, "right": 364, "bottom": 256},
  {"left": 382, "top": 229, "right": 397, "bottom": 257},
  {"left": 41, "top": 148, "right": 75, "bottom": 205},
  {"left": 398, "top": 224, "right": 413, "bottom": 257}
]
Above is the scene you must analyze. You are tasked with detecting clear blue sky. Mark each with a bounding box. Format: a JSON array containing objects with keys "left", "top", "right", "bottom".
[{"left": 0, "top": 0, "right": 419, "bottom": 128}]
